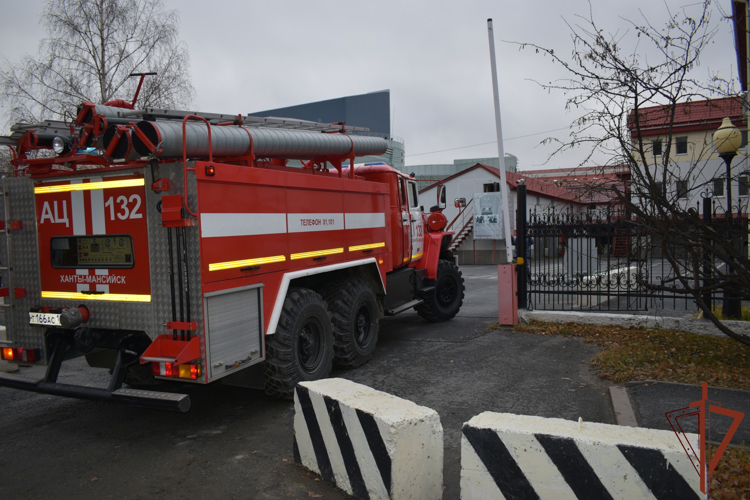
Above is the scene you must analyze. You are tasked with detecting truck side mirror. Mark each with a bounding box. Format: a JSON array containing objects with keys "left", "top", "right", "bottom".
[
  {"left": 438, "top": 185, "right": 446, "bottom": 210},
  {"left": 454, "top": 197, "right": 466, "bottom": 208}
]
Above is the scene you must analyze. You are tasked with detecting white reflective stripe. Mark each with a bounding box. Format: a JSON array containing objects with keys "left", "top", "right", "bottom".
[
  {"left": 345, "top": 212, "right": 385, "bottom": 230},
  {"left": 89, "top": 177, "right": 109, "bottom": 278},
  {"left": 71, "top": 180, "right": 86, "bottom": 236},
  {"left": 201, "top": 212, "right": 389, "bottom": 237},
  {"left": 267, "top": 259, "right": 383, "bottom": 335},
  {"left": 287, "top": 213, "right": 344, "bottom": 233},
  {"left": 200, "top": 213, "right": 287, "bottom": 238},
  {"left": 70, "top": 181, "right": 88, "bottom": 277}
]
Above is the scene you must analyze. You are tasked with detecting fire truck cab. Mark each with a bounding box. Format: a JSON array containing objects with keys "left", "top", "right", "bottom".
[{"left": 0, "top": 100, "right": 464, "bottom": 411}]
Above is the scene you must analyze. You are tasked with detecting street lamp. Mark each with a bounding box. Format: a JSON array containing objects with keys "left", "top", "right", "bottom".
[{"left": 713, "top": 117, "right": 743, "bottom": 319}]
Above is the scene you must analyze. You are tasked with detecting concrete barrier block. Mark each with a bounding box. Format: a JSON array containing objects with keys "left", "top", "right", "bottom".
[
  {"left": 0, "top": 325, "right": 17, "bottom": 373},
  {"left": 462, "top": 412, "right": 702, "bottom": 500},
  {"left": 294, "top": 378, "right": 443, "bottom": 500}
]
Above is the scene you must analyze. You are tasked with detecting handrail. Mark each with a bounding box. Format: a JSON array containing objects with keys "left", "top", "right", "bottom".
[
  {"left": 447, "top": 197, "right": 474, "bottom": 232},
  {"left": 181, "top": 115, "right": 212, "bottom": 218}
]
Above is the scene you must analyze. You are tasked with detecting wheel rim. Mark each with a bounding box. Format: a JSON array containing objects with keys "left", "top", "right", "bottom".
[
  {"left": 436, "top": 276, "right": 457, "bottom": 308},
  {"left": 354, "top": 305, "right": 372, "bottom": 348},
  {"left": 298, "top": 319, "right": 323, "bottom": 373}
]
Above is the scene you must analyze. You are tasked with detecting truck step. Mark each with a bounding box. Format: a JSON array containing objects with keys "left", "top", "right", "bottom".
[
  {"left": 0, "top": 371, "right": 44, "bottom": 385},
  {"left": 386, "top": 299, "right": 424, "bottom": 316},
  {"left": 112, "top": 388, "right": 191, "bottom": 412}
]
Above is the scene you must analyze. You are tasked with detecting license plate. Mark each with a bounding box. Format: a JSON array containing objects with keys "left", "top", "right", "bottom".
[{"left": 29, "top": 312, "right": 62, "bottom": 326}]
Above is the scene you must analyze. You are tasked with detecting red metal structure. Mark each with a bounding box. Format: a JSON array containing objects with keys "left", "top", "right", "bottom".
[{"left": 0, "top": 97, "right": 464, "bottom": 411}]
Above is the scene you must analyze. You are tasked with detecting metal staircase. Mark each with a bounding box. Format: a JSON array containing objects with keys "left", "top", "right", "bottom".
[
  {"left": 447, "top": 199, "right": 475, "bottom": 252},
  {"left": 449, "top": 220, "right": 474, "bottom": 252}
]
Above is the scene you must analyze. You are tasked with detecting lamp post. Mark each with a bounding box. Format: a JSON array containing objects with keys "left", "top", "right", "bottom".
[{"left": 713, "top": 117, "right": 742, "bottom": 319}]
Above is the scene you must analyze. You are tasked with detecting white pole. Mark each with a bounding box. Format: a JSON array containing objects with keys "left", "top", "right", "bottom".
[{"left": 487, "top": 18, "right": 514, "bottom": 264}]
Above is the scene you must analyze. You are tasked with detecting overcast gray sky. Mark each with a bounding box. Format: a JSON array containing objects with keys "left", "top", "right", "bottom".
[{"left": 0, "top": 0, "right": 741, "bottom": 171}]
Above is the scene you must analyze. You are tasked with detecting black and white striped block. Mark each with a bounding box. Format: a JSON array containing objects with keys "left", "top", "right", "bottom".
[
  {"left": 294, "top": 378, "right": 443, "bottom": 500},
  {"left": 461, "top": 412, "right": 703, "bottom": 500}
]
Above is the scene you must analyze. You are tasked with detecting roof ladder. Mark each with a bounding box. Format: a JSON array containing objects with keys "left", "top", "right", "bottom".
[{"left": 0, "top": 179, "right": 21, "bottom": 340}]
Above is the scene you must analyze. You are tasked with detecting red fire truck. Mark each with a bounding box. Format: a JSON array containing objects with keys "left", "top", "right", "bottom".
[{"left": 0, "top": 94, "right": 464, "bottom": 411}]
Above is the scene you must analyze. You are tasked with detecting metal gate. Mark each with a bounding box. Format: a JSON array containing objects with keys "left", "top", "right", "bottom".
[{"left": 524, "top": 206, "right": 700, "bottom": 314}]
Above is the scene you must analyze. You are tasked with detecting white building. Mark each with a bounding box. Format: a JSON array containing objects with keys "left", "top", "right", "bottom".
[{"left": 420, "top": 163, "right": 608, "bottom": 264}]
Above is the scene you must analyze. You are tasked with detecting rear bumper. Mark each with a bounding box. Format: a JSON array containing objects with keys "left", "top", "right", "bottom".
[
  {"left": 0, "top": 327, "right": 191, "bottom": 412},
  {"left": 0, "top": 370, "right": 190, "bottom": 412}
]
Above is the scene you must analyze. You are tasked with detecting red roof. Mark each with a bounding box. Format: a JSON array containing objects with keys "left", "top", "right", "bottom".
[
  {"left": 628, "top": 97, "right": 746, "bottom": 137},
  {"left": 418, "top": 163, "right": 585, "bottom": 204}
]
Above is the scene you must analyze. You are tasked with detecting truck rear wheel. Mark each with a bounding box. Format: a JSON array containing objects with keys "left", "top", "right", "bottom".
[
  {"left": 264, "top": 288, "right": 334, "bottom": 399},
  {"left": 416, "top": 259, "right": 465, "bottom": 322},
  {"left": 322, "top": 278, "right": 379, "bottom": 368}
]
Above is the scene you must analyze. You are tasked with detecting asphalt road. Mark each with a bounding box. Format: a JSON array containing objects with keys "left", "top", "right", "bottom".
[{"left": 0, "top": 265, "right": 614, "bottom": 500}]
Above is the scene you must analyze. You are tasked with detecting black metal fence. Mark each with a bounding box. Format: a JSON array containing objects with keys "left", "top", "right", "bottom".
[{"left": 521, "top": 200, "right": 747, "bottom": 315}]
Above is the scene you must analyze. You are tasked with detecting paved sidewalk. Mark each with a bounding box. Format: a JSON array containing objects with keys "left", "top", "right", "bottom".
[{"left": 627, "top": 381, "right": 750, "bottom": 445}]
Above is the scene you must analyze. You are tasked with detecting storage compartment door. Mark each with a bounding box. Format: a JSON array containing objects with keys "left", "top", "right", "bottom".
[{"left": 204, "top": 284, "right": 264, "bottom": 381}]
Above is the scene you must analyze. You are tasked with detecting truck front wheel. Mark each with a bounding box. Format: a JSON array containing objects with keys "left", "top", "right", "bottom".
[
  {"left": 416, "top": 259, "right": 465, "bottom": 322},
  {"left": 322, "top": 278, "right": 379, "bottom": 368},
  {"left": 264, "top": 288, "right": 334, "bottom": 399}
]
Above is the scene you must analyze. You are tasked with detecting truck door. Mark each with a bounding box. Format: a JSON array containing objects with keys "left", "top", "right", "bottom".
[
  {"left": 406, "top": 180, "right": 424, "bottom": 262},
  {"left": 399, "top": 178, "right": 411, "bottom": 264}
]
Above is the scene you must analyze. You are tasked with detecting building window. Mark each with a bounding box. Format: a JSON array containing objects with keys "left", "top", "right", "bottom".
[
  {"left": 739, "top": 176, "right": 749, "bottom": 197},
  {"left": 742, "top": 131, "right": 748, "bottom": 149},
  {"left": 483, "top": 182, "right": 500, "bottom": 192},
  {"left": 652, "top": 139, "right": 663, "bottom": 157},
  {"left": 676, "top": 180, "right": 689, "bottom": 199},
  {"left": 675, "top": 136, "right": 688, "bottom": 155},
  {"left": 713, "top": 178, "right": 725, "bottom": 197}
]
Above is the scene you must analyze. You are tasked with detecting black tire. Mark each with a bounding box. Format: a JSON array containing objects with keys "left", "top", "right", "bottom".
[
  {"left": 415, "top": 259, "right": 465, "bottom": 322},
  {"left": 264, "top": 288, "right": 334, "bottom": 399},
  {"left": 322, "top": 278, "right": 379, "bottom": 368}
]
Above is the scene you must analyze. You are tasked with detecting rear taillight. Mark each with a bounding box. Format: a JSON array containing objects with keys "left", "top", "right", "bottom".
[
  {"left": 151, "top": 361, "right": 201, "bottom": 380},
  {"left": 1, "top": 347, "right": 40, "bottom": 362}
]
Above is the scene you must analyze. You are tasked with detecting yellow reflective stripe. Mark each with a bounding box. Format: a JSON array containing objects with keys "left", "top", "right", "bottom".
[
  {"left": 34, "top": 178, "right": 145, "bottom": 194},
  {"left": 209, "top": 254, "right": 286, "bottom": 271},
  {"left": 42, "top": 291, "right": 151, "bottom": 302},
  {"left": 290, "top": 248, "right": 344, "bottom": 260},
  {"left": 411, "top": 252, "right": 424, "bottom": 260},
  {"left": 403, "top": 257, "right": 409, "bottom": 262},
  {"left": 348, "top": 242, "right": 385, "bottom": 252}
]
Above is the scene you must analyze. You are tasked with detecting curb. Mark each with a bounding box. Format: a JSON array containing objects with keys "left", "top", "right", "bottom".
[
  {"left": 520, "top": 309, "right": 750, "bottom": 338},
  {"left": 609, "top": 386, "right": 638, "bottom": 427}
]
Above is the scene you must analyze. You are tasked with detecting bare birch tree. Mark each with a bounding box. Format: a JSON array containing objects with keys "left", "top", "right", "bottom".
[{"left": 0, "top": 0, "right": 194, "bottom": 125}]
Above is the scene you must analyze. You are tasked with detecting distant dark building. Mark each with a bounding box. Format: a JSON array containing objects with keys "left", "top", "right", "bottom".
[
  {"left": 249, "top": 90, "right": 390, "bottom": 137},
  {"left": 248, "top": 90, "right": 404, "bottom": 168}
]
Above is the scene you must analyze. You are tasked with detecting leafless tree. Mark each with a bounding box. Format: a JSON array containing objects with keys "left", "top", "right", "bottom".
[
  {"left": 516, "top": 1, "right": 750, "bottom": 345},
  {"left": 0, "top": 0, "right": 194, "bottom": 126}
]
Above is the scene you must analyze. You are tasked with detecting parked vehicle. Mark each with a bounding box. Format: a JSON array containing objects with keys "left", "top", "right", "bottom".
[{"left": 0, "top": 88, "right": 464, "bottom": 411}]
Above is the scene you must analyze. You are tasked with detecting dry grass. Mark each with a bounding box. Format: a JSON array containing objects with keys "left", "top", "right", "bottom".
[
  {"left": 710, "top": 445, "right": 750, "bottom": 499},
  {"left": 513, "top": 321, "right": 750, "bottom": 390}
]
